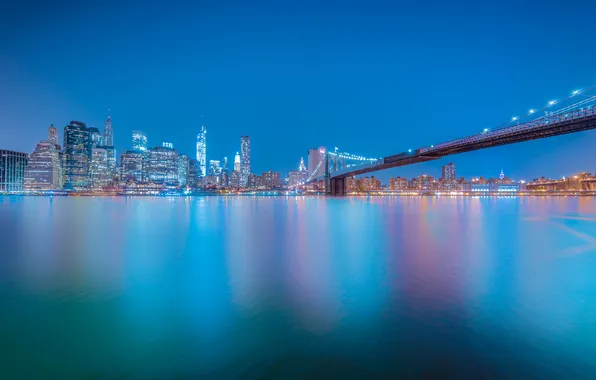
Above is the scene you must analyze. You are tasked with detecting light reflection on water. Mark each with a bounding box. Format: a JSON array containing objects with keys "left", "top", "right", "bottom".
[{"left": 1, "top": 196, "right": 596, "bottom": 378}]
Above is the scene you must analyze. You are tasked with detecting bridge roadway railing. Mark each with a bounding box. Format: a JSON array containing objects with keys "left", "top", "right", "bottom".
[{"left": 419, "top": 105, "right": 596, "bottom": 155}]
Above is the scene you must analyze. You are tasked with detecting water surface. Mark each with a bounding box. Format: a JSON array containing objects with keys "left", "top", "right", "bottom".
[{"left": 1, "top": 196, "right": 596, "bottom": 379}]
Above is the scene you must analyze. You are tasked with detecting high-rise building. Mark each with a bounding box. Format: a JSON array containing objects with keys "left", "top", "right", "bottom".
[
  {"left": 298, "top": 157, "right": 307, "bottom": 172},
  {"left": 289, "top": 170, "right": 307, "bottom": 187},
  {"left": 209, "top": 160, "right": 221, "bottom": 176},
  {"left": 234, "top": 151, "right": 240, "bottom": 172},
  {"left": 63, "top": 121, "right": 92, "bottom": 191},
  {"left": 222, "top": 157, "right": 228, "bottom": 173},
  {"left": 103, "top": 116, "right": 113, "bottom": 146},
  {"left": 442, "top": 163, "right": 456, "bottom": 181},
  {"left": 89, "top": 127, "right": 102, "bottom": 148},
  {"left": 132, "top": 130, "right": 148, "bottom": 152},
  {"left": 262, "top": 171, "right": 280, "bottom": 189},
  {"left": 196, "top": 126, "right": 207, "bottom": 178},
  {"left": 178, "top": 154, "right": 189, "bottom": 186},
  {"left": 146, "top": 146, "right": 179, "bottom": 185},
  {"left": 308, "top": 147, "right": 326, "bottom": 179},
  {"left": 248, "top": 173, "right": 261, "bottom": 189},
  {"left": 240, "top": 136, "right": 250, "bottom": 187},
  {"left": 120, "top": 151, "right": 145, "bottom": 183},
  {"left": 500, "top": 169, "right": 505, "bottom": 181},
  {"left": 48, "top": 124, "right": 59, "bottom": 147},
  {"left": 90, "top": 148, "right": 109, "bottom": 190},
  {"left": 162, "top": 142, "right": 174, "bottom": 149},
  {"left": 230, "top": 170, "right": 240, "bottom": 189},
  {"left": 24, "top": 140, "right": 63, "bottom": 191},
  {"left": 0, "top": 150, "right": 28, "bottom": 193},
  {"left": 188, "top": 159, "right": 199, "bottom": 188},
  {"left": 389, "top": 177, "right": 407, "bottom": 190}
]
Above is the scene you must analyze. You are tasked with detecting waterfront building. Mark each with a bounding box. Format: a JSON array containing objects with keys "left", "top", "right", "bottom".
[
  {"left": 262, "top": 171, "right": 280, "bottom": 189},
  {"left": 0, "top": 150, "right": 28, "bottom": 193},
  {"left": 178, "top": 154, "right": 189, "bottom": 186},
  {"left": 345, "top": 177, "right": 359, "bottom": 192},
  {"left": 132, "top": 130, "right": 148, "bottom": 152},
  {"left": 188, "top": 159, "right": 199, "bottom": 188},
  {"left": 240, "top": 136, "right": 251, "bottom": 187},
  {"left": 63, "top": 121, "right": 92, "bottom": 191},
  {"left": 229, "top": 170, "right": 240, "bottom": 189},
  {"left": 298, "top": 157, "right": 307, "bottom": 172},
  {"left": 248, "top": 173, "right": 261, "bottom": 189},
  {"left": 24, "top": 140, "right": 63, "bottom": 191},
  {"left": 308, "top": 147, "right": 326, "bottom": 179},
  {"left": 209, "top": 160, "right": 221, "bottom": 177},
  {"left": 234, "top": 151, "right": 240, "bottom": 172},
  {"left": 359, "top": 176, "right": 381, "bottom": 191},
  {"left": 90, "top": 148, "right": 109, "bottom": 190},
  {"left": 389, "top": 177, "right": 408, "bottom": 191},
  {"left": 120, "top": 150, "right": 145, "bottom": 183},
  {"left": 410, "top": 174, "right": 434, "bottom": 190},
  {"left": 442, "top": 163, "right": 456, "bottom": 181},
  {"left": 289, "top": 170, "right": 307, "bottom": 187},
  {"left": 146, "top": 146, "right": 179, "bottom": 185},
  {"left": 196, "top": 126, "right": 207, "bottom": 178}
]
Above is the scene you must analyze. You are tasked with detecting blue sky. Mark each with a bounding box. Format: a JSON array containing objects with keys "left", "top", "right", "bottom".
[{"left": 1, "top": 0, "right": 595, "bottom": 181}]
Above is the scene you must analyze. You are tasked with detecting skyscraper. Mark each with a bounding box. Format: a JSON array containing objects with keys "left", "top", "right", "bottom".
[
  {"left": 48, "top": 124, "right": 59, "bottom": 147},
  {"left": 90, "top": 148, "right": 109, "bottom": 190},
  {"left": 63, "top": 121, "right": 92, "bottom": 191},
  {"left": 196, "top": 125, "right": 207, "bottom": 178},
  {"left": 442, "top": 162, "right": 456, "bottom": 181},
  {"left": 132, "top": 130, "right": 148, "bottom": 152},
  {"left": 209, "top": 160, "right": 222, "bottom": 176},
  {"left": 188, "top": 159, "right": 199, "bottom": 188},
  {"left": 120, "top": 151, "right": 145, "bottom": 183},
  {"left": 146, "top": 145, "right": 179, "bottom": 185},
  {"left": 298, "top": 157, "right": 307, "bottom": 172},
  {"left": 240, "top": 136, "right": 250, "bottom": 187},
  {"left": 234, "top": 151, "right": 240, "bottom": 172},
  {"left": 500, "top": 169, "right": 505, "bottom": 180},
  {"left": 178, "top": 154, "right": 189, "bottom": 186},
  {"left": 0, "top": 150, "right": 28, "bottom": 193},
  {"left": 89, "top": 127, "right": 102, "bottom": 148},
  {"left": 103, "top": 116, "right": 113, "bottom": 146}
]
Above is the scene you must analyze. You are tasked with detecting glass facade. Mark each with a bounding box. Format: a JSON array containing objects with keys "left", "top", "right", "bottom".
[
  {"left": 147, "top": 146, "right": 179, "bottom": 185},
  {"left": 90, "top": 148, "right": 109, "bottom": 190},
  {"left": 240, "top": 136, "right": 250, "bottom": 187},
  {"left": 24, "top": 141, "right": 62, "bottom": 191},
  {"left": 132, "top": 130, "right": 148, "bottom": 152},
  {"left": 63, "top": 121, "right": 92, "bottom": 191},
  {"left": 120, "top": 151, "right": 145, "bottom": 183},
  {"left": 196, "top": 126, "right": 207, "bottom": 178},
  {"left": 0, "top": 150, "right": 28, "bottom": 193}
]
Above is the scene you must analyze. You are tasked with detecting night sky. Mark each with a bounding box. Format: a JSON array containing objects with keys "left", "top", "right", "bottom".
[{"left": 1, "top": 0, "right": 595, "bottom": 181}]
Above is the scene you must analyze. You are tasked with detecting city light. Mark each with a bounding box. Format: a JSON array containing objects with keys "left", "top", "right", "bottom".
[
  {"left": 572, "top": 89, "right": 582, "bottom": 96},
  {"left": 511, "top": 117, "right": 518, "bottom": 121},
  {"left": 529, "top": 109, "right": 536, "bottom": 114},
  {"left": 548, "top": 100, "right": 557, "bottom": 106}
]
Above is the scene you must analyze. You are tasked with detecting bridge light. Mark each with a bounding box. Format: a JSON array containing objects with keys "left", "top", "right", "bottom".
[
  {"left": 548, "top": 100, "right": 557, "bottom": 106},
  {"left": 408, "top": 149, "right": 412, "bottom": 153},
  {"left": 431, "top": 145, "right": 434, "bottom": 148},
  {"left": 571, "top": 89, "right": 581, "bottom": 96},
  {"left": 483, "top": 128, "right": 489, "bottom": 133},
  {"left": 529, "top": 109, "right": 536, "bottom": 114},
  {"left": 512, "top": 116, "right": 518, "bottom": 121}
]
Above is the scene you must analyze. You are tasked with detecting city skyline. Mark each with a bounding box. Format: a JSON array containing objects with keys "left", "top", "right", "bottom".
[{"left": 2, "top": 2, "right": 596, "bottom": 180}]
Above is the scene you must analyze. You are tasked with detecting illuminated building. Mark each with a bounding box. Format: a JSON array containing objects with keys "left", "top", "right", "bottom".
[
  {"left": 262, "top": 171, "right": 280, "bottom": 189},
  {"left": 410, "top": 174, "right": 433, "bottom": 190},
  {"left": 209, "top": 160, "right": 221, "bottom": 176},
  {"left": 24, "top": 134, "right": 63, "bottom": 192},
  {"left": 178, "top": 154, "right": 189, "bottom": 186},
  {"left": 146, "top": 146, "right": 179, "bottom": 185},
  {"left": 442, "top": 163, "right": 456, "bottom": 181},
  {"left": 289, "top": 171, "right": 307, "bottom": 187},
  {"left": 500, "top": 169, "right": 505, "bottom": 181},
  {"left": 103, "top": 116, "right": 113, "bottom": 146},
  {"left": 89, "top": 127, "right": 102, "bottom": 147},
  {"left": 63, "top": 121, "right": 92, "bottom": 191},
  {"left": 240, "top": 136, "right": 250, "bottom": 187},
  {"left": 234, "top": 151, "right": 240, "bottom": 172},
  {"left": 298, "top": 157, "right": 307, "bottom": 172},
  {"left": 120, "top": 151, "right": 145, "bottom": 182},
  {"left": 0, "top": 150, "right": 28, "bottom": 193},
  {"left": 90, "top": 148, "right": 109, "bottom": 190},
  {"left": 308, "top": 147, "right": 326, "bottom": 179},
  {"left": 229, "top": 170, "right": 240, "bottom": 189},
  {"left": 248, "top": 173, "right": 261, "bottom": 189},
  {"left": 359, "top": 176, "right": 381, "bottom": 191},
  {"left": 345, "top": 177, "right": 359, "bottom": 192},
  {"left": 132, "top": 130, "right": 148, "bottom": 152},
  {"left": 188, "top": 159, "right": 198, "bottom": 188},
  {"left": 162, "top": 142, "right": 173, "bottom": 149},
  {"left": 196, "top": 125, "right": 207, "bottom": 178},
  {"left": 389, "top": 177, "right": 407, "bottom": 190}
]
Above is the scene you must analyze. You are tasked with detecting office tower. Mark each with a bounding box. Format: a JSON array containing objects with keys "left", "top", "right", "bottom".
[
  {"left": 90, "top": 148, "right": 109, "bottom": 190},
  {"left": 222, "top": 156, "right": 228, "bottom": 172},
  {"left": 262, "top": 171, "right": 280, "bottom": 189},
  {"left": 308, "top": 147, "right": 326, "bottom": 179},
  {"left": 24, "top": 140, "right": 63, "bottom": 191},
  {"left": 500, "top": 169, "right": 505, "bottom": 181},
  {"left": 240, "top": 136, "right": 250, "bottom": 187},
  {"left": 162, "top": 142, "right": 173, "bottom": 149},
  {"left": 188, "top": 159, "right": 198, "bottom": 188},
  {"left": 234, "top": 151, "right": 240, "bottom": 172},
  {"left": 442, "top": 162, "right": 456, "bottom": 181},
  {"left": 120, "top": 151, "right": 145, "bottom": 183},
  {"left": 196, "top": 125, "right": 207, "bottom": 177},
  {"left": 132, "top": 130, "right": 148, "bottom": 152},
  {"left": 230, "top": 170, "right": 240, "bottom": 189},
  {"left": 48, "top": 124, "right": 59, "bottom": 147},
  {"left": 248, "top": 173, "right": 261, "bottom": 189},
  {"left": 63, "top": 121, "right": 92, "bottom": 191},
  {"left": 88, "top": 127, "right": 102, "bottom": 148},
  {"left": 289, "top": 158, "right": 308, "bottom": 187},
  {"left": 0, "top": 150, "right": 28, "bottom": 193},
  {"left": 178, "top": 154, "right": 189, "bottom": 186},
  {"left": 103, "top": 116, "right": 113, "bottom": 146},
  {"left": 209, "top": 160, "right": 221, "bottom": 176},
  {"left": 146, "top": 145, "right": 179, "bottom": 184}
]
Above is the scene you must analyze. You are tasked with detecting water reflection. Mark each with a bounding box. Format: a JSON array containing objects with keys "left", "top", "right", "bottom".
[{"left": 1, "top": 196, "right": 596, "bottom": 378}]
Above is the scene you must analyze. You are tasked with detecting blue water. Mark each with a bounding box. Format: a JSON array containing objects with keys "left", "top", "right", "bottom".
[{"left": 1, "top": 196, "right": 596, "bottom": 379}]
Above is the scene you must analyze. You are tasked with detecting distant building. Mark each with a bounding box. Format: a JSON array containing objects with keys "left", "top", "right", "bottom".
[
  {"left": 196, "top": 126, "right": 207, "bottom": 177},
  {"left": 262, "top": 171, "right": 280, "bottom": 189},
  {"left": 132, "top": 130, "right": 148, "bottom": 152},
  {"left": 345, "top": 177, "right": 359, "bottom": 192},
  {"left": 209, "top": 160, "right": 221, "bottom": 177},
  {"left": 308, "top": 147, "right": 326, "bottom": 179},
  {"left": 289, "top": 171, "right": 307, "bottom": 187},
  {"left": 162, "top": 142, "right": 173, "bottom": 149},
  {"left": 89, "top": 127, "right": 102, "bottom": 148},
  {"left": 103, "top": 116, "right": 113, "bottom": 146},
  {"left": 120, "top": 151, "right": 145, "bottom": 183},
  {"left": 24, "top": 138, "right": 63, "bottom": 191},
  {"left": 229, "top": 170, "right": 240, "bottom": 189},
  {"left": 389, "top": 177, "right": 407, "bottom": 190},
  {"left": 234, "top": 151, "right": 241, "bottom": 172},
  {"left": 48, "top": 124, "right": 59, "bottom": 146},
  {"left": 0, "top": 150, "right": 28, "bottom": 193},
  {"left": 442, "top": 163, "right": 456, "bottom": 181},
  {"left": 248, "top": 173, "right": 261, "bottom": 189},
  {"left": 188, "top": 159, "right": 199, "bottom": 188},
  {"left": 178, "top": 155, "right": 189, "bottom": 186},
  {"left": 146, "top": 146, "right": 179, "bottom": 185},
  {"left": 240, "top": 136, "right": 251, "bottom": 187},
  {"left": 90, "top": 148, "right": 109, "bottom": 190},
  {"left": 359, "top": 176, "right": 381, "bottom": 191},
  {"left": 411, "top": 174, "right": 433, "bottom": 190},
  {"left": 63, "top": 121, "right": 92, "bottom": 191}
]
